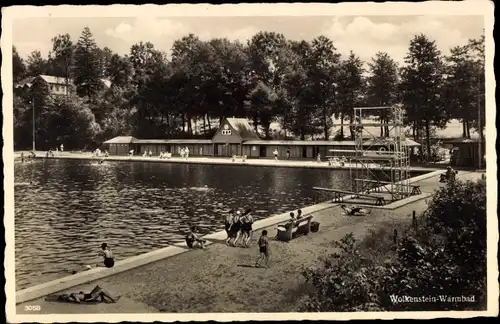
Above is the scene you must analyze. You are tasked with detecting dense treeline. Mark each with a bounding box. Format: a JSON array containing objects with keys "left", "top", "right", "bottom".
[{"left": 13, "top": 27, "right": 485, "bottom": 154}]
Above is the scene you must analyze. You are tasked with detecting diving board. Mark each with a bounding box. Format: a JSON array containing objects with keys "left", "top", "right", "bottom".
[{"left": 312, "top": 187, "right": 386, "bottom": 206}]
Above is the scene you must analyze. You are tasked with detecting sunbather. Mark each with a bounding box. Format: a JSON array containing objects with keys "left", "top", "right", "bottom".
[
  {"left": 186, "top": 226, "right": 206, "bottom": 249},
  {"left": 341, "top": 204, "right": 371, "bottom": 216},
  {"left": 45, "top": 285, "right": 120, "bottom": 304},
  {"left": 439, "top": 166, "right": 457, "bottom": 183}
]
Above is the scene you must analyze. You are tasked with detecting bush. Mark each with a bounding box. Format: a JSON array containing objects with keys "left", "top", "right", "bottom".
[{"left": 301, "top": 179, "right": 487, "bottom": 311}]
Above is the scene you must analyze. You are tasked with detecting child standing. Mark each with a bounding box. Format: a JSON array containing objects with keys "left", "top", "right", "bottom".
[{"left": 255, "top": 230, "right": 270, "bottom": 268}]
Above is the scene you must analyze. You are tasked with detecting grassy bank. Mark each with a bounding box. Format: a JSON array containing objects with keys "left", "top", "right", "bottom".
[{"left": 299, "top": 178, "right": 487, "bottom": 312}]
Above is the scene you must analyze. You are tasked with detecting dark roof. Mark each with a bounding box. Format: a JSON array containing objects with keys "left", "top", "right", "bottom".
[
  {"left": 243, "top": 140, "right": 352, "bottom": 146},
  {"left": 103, "top": 136, "right": 137, "bottom": 144},
  {"left": 225, "top": 118, "right": 260, "bottom": 141},
  {"left": 243, "top": 138, "right": 420, "bottom": 147},
  {"left": 134, "top": 139, "right": 212, "bottom": 144}
]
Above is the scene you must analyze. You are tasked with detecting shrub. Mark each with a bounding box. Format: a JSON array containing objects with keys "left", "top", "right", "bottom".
[{"left": 301, "top": 179, "right": 487, "bottom": 311}]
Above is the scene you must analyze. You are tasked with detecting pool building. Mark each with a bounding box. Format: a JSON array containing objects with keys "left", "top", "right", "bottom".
[{"left": 103, "top": 117, "right": 420, "bottom": 159}]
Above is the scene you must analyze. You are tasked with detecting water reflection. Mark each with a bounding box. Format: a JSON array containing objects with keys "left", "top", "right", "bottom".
[{"left": 14, "top": 159, "right": 417, "bottom": 290}]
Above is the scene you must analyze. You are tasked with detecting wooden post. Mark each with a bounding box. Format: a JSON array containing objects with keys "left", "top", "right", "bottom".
[
  {"left": 393, "top": 229, "right": 398, "bottom": 244},
  {"left": 412, "top": 210, "right": 417, "bottom": 228}
]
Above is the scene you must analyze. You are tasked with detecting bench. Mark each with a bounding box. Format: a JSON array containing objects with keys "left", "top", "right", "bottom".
[
  {"left": 276, "top": 215, "right": 313, "bottom": 242},
  {"left": 410, "top": 185, "right": 422, "bottom": 195}
]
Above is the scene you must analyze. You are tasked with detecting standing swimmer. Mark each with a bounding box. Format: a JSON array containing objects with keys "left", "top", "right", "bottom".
[
  {"left": 232, "top": 211, "right": 243, "bottom": 246},
  {"left": 225, "top": 210, "right": 235, "bottom": 246},
  {"left": 98, "top": 243, "right": 114, "bottom": 268},
  {"left": 241, "top": 208, "right": 254, "bottom": 248},
  {"left": 255, "top": 230, "right": 270, "bottom": 268}
]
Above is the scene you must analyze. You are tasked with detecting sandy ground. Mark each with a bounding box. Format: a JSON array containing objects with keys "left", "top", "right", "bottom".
[{"left": 16, "top": 171, "right": 482, "bottom": 314}]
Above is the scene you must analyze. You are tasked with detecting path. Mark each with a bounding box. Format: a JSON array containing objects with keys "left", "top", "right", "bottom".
[
  {"left": 13, "top": 150, "right": 441, "bottom": 172},
  {"left": 16, "top": 170, "right": 482, "bottom": 314}
]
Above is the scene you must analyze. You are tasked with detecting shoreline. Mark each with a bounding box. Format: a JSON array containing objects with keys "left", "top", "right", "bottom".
[
  {"left": 13, "top": 151, "right": 442, "bottom": 173},
  {"left": 15, "top": 169, "right": 443, "bottom": 304}
]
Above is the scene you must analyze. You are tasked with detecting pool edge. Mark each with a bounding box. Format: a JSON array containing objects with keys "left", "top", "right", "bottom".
[{"left": 14, "top": 170, "right": 441, "bottom": 304}]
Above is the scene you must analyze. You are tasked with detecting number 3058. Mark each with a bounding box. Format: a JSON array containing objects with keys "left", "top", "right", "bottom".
[{"left": 24, "top": 305, "right": 41, "bottom": 311}]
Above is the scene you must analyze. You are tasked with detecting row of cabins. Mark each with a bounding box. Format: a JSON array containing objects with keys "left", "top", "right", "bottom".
[{"left": 104, "top": 118, "right": 421, "bottom": 160}]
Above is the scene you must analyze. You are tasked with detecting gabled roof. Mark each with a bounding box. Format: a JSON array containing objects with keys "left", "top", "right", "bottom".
[
  {"left": 39, "top": 75, "right": 68, "bottom": 85},
  {"left": 15, "top": 76, "right": 36, "bottom": 88},
  {"left": 103, "top": 136, "right": 137, "bottom": 144},
  {"left": 225, "top": 118, "right": 260, "bottom": 141}
]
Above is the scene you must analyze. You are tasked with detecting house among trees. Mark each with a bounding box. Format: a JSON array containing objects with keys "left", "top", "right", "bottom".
[{"left": 14, "top": 74, "right": 111, "bottom": 97}]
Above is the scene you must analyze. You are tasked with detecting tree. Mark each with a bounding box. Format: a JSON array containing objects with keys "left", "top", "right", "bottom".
[
  {"left": 247, "top": 32, "right": 296, "bottom": 134},
  {"left": 129, "top": 41, "right": 172, "bottom": 138},
  {"left": 13, "top": 94, "right": 31, "bottom": 149},
  {"left": 13, "top": 46, "right": 27, "bottom": 82},
  {"left": 96, "top": 46, "right": 113, "bottom": 78},
  {"left": 26, "top": 50, "right": 48, "bottom": 76},
  {"left": 366, "top": 52, "right": 399, "bottom": 137},
  {"left": 40, "top": 97, "right": 101, "bottom": 150},
  {"left": 443, "top": 45, "right": 477, "bottom": 138},
  {"left": 51, "top": 33, "right": 74, "bottom": 99},
  {"left": 400, "top": 34, "right": 447, "bottom": 158},
  {"left": 73, "top": 27, "right": 103, "bottom": 101},
  {"left": 106, "top": 54, "right": 133, "bottom": 88},
  {"left": 336, "top": 51, "right": 365, "bottom": 139},
  {"left": 245, "top": 81, "right": 277, "bottom": 138},
  {"left": 307, "top": 36, "right": 341, "bottom": 140},
  {"left": 466, "top": 34, "right": 485, "bottom": 140}
]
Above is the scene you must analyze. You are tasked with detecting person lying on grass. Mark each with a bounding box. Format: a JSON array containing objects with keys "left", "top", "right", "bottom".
[
  {"left": 45, "top": 285, "right": 120, "bottom": 304},
  {"left": 186, "top": 226, "right": 206, "bottom": 249},
  {"left": 341, "top": 204, "right": 371, "bottom": 216}
]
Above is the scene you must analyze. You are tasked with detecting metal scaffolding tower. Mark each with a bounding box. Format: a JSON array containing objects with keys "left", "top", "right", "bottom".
[{"left": 348, "top": 105, "right": 412, "bottom": 201}]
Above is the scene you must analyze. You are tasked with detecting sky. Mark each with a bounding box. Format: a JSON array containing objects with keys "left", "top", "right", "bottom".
[{"left": 12, "top": 14, "right": 484, "bottom": 66}]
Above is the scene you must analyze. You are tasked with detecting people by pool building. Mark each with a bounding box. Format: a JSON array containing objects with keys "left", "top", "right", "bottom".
[
  {"left": 104, "top": 117, "right": 420, "bottom": 159},
  {"left": 443, "top": 138, "right": 486, "bottom": 168}
]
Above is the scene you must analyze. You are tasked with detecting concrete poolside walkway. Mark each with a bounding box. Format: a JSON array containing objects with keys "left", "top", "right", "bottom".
[
  {"left": 16, "top": 170, "right": 483, "bottom": 314},
  {"left": 13, "top": 150, "right": 441, "bottom": 172}
]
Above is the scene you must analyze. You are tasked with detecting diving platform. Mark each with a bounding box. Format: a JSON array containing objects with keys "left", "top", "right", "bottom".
[{"left": 312, "top": 187, "right": 386, "bottom": 206}]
